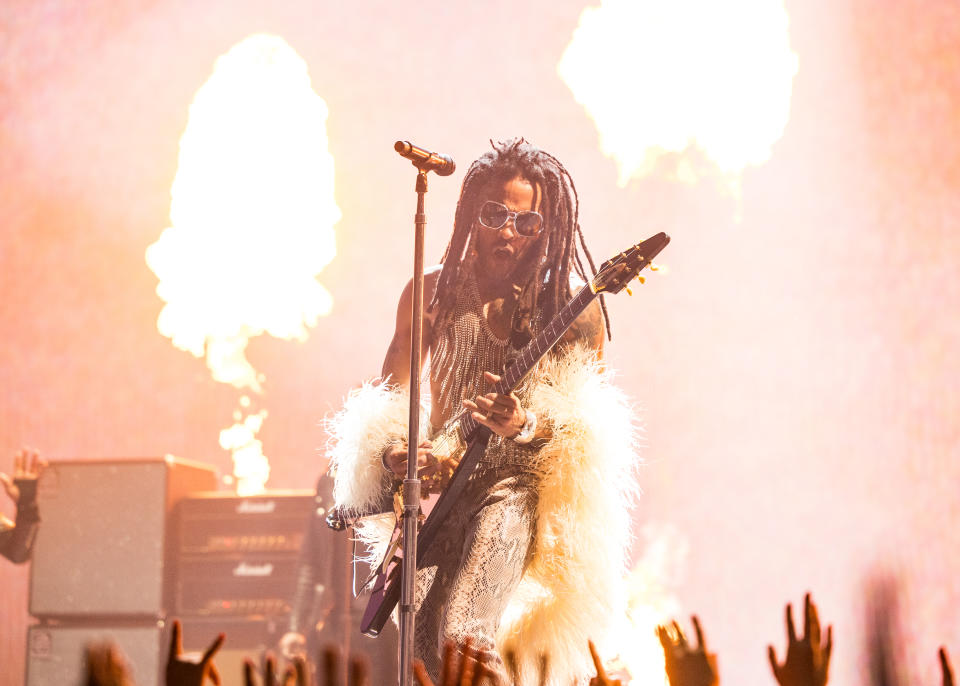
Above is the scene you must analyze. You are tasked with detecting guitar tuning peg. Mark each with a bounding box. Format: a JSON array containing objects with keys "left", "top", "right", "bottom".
[
  {"left": 637, "top": 275, "right": 645, "bottom": 285},
  {"left": 625, "top": 285, "right": 633, "bottom": 296},
  {"left": 650, "top": 262, "right": 659, "bottom": 271}
]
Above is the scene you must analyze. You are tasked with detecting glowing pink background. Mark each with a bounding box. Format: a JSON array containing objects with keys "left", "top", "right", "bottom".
[{"left": 1, "top": 1, "right": 958, "bottom": 685}]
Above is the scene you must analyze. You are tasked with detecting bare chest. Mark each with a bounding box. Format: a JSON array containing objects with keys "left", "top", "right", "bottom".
[{"left": 480, "top": 297, "right": 515, "bottom": 341}]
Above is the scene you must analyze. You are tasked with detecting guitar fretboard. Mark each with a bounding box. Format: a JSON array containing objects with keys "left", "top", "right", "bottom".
[{"left": 459, "top": 284, "right": 596, "bottom": 439}]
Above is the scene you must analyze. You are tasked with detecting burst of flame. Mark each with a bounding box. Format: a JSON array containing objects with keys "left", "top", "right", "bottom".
[
  {"left": 146, "top": 34, "right": 339, "bottom": 494},
  {"left": 609, "top": 523, "right": 689, "bottom": 685},
  {"left": 558, "top": 0, "right": 798, "bottom": 189},
  {"left": 220, "top": 406, "right": 269, "bottom": 496}
]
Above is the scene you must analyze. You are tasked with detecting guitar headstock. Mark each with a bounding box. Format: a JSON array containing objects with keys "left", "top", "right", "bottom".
[{"left": 591, "top": 232, "right": 671, "bottom": 295}]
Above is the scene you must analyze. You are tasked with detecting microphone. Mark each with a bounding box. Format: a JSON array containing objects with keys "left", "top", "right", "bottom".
[{"left": 394, "top": 140, "right": 456, "bottom": 176}]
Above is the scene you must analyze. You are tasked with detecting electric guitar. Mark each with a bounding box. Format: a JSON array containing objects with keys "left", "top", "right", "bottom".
[{"left": 334, "top": 232, "right": 670, "bottom": 636}]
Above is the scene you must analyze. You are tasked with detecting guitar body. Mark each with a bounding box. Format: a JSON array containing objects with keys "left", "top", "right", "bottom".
[
  {"left": 360, "top": 429, "right": 491, "bottom": 636},
  {"left": 420, "top": 417, "right": 469, "bottom": 495}
]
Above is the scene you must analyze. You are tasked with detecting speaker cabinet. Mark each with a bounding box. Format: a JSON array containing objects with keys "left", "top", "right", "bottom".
[
  {"left": 29, "top": 457, "right": 217, "bottom": 618},
  {"left": 26, "top": 623, "right": 164, "bottom": 686}
]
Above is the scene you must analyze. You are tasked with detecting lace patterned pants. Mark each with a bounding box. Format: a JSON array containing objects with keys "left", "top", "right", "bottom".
[{"left": 412, "top": 466, "right": 538, "bottom": 679}]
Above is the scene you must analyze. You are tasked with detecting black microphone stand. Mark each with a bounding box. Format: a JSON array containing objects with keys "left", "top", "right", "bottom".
[{"left": 398, "top": 167, "right": 429, "bottom": 686}]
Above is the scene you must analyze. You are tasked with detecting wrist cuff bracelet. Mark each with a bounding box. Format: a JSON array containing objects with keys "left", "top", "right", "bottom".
[{"left": 512, "top": 410, "right": 537, "bottom": 445}]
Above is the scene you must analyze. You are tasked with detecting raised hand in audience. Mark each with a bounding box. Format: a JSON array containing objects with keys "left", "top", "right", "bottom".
[
  {"left": 0, "top": 448, "right": 44, "bottom": 507},
  {"left": 412, "top": 639, "right": 500, "bottom": 686},
  {"left": 166, "top": 619, "right": 224, "bottom": 686},
  {"left": 243, "top": 653, "right": 300, "bottom": 686},
  {"left": 0, "top": 448, "right": 45, "bottom": 562},
  {"left": 320, "top": 645, "right": 370, "bottom": 686},
  {"left": 941, "top": 648, "right": 954, "bottom": 686},
  {"left": 589, "top": 639, "right": 621, "bottom": 686},
  {"left": 768, "top": 593, "right": 833, "bottom": 686},
  {"left": 657, "top": 616, "right": 719, "bottom": 686},
  {"left": 84, "top": 641, "right": 136, "bottom": 686}
]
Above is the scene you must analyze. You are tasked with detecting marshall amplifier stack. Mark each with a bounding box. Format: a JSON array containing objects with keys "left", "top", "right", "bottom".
[
  {"left": 169, "top": 490, "right": 315, "bottom": 682},
  {"left": 173, "top": 490, "right": 314, "bottom": 618},
  {"left": 175, "top": 487, "right": 399, "bottom": 685},
  {"left": 26, "top": 469, "right": 395, "bottom": 686},
  {"left": 26, "top": 457, "right": 218, "bottom": 686}
]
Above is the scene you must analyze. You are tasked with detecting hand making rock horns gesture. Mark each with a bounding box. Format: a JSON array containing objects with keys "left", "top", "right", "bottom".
[{"left": 166, "top": 619, "right": 224, "bottom": 686}]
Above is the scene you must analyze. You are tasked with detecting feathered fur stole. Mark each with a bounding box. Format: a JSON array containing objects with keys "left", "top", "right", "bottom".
[{"left": 326, "top": 343, "right": 641, "bottom": 684}]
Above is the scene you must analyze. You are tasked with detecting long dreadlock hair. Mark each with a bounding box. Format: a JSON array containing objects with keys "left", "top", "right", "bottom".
[{"left": 428, "top": 137, "right": 611, "bottom": 343}]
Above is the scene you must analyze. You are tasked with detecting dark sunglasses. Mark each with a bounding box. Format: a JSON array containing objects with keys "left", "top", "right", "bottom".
[{"left": 477, "top": 200, "right": 544, "bottom": 237}]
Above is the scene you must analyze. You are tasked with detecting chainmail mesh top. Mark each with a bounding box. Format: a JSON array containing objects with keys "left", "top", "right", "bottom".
[
  {"left": 430, "top": 269, "right": 541, "bottom": 469},
  {"left": 430, "top": 268, "right": 510, "bottom": 429},
  {"left": 415, "top": 266, "right": 541, "bottom": 677}
]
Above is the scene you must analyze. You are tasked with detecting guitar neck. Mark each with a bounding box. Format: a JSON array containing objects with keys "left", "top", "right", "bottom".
[{"left": 460, "top": 284, "right": 596, "bottom": 438}]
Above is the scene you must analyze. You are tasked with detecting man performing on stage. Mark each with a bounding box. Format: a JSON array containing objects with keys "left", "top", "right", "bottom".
[{"left": 328, "top": 138, "right": 641, "bottom": 684}]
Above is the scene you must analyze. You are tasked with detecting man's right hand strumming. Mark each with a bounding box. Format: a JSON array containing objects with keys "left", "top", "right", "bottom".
[{"left": 381, "top": 441, "right": 438, "bottom": 477}]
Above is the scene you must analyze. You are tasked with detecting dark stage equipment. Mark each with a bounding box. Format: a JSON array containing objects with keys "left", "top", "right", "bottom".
[
  {"left": 174, "top": 489, "right": 398, "bottom": 685},
  {"left": 24, "top": 463, "right": 395, "bottom": 683},
  {"left": 26, "top": 622, "right": 165, "bottom": 686},
  {"left": 173, "top": 490, "right": 314, "bottom": 616},
  {"left": 29, "top": 457, "right": 218, "bottom": 618},
  {"left": 25, "top": 458, "right": 214, "bottom": 686}
]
